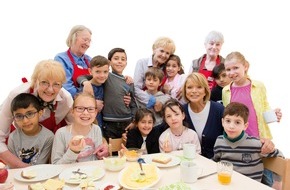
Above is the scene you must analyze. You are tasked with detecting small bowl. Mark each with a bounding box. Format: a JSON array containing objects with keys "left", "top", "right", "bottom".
[
  {"left": 123, "top": 148, "right": 143, "bottom": 162},
  {"left": 103, "top": 156, "right": 126, "bottom": 171}
]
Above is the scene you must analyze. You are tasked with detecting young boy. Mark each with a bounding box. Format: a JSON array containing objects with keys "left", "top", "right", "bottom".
[
  {"left": 102, "top": 48, "right": 138, "bottom": 140},
  {"left": 210, "top": 63, "right": 230, "bottom": 104},
  {"left": 213, "top": 102, "right": 283, "bottom": 182},
  {"left": 137, "top": 67, "right": 171, "bottom": 127},
  {"left": 78, "top": 48, "right": 137, "bottom": 140},
  {"left": 8, "top": 93, "right": 54, "bottom": 166},
  {"left": 78, "top": 55, "right": 110, "bottom": 128}
]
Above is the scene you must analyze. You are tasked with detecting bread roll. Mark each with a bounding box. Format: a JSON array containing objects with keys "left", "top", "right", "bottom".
[{"left": 21, "top": 170, "right": 37, "bottom": 179}]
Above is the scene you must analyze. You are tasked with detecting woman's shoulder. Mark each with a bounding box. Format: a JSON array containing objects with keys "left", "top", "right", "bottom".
[{"left": 209, "top": 101, "right": 224, "bottom": 111}]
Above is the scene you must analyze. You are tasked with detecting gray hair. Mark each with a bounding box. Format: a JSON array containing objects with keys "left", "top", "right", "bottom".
[
  {"left": 66, "top": 25, "right": 92, "bottom": 47},
  {"left": 204, "top": 31, "right": 224, "bottom": 44}
]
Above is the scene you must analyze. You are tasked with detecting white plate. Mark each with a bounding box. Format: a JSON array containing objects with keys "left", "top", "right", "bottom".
[
  {"left": 143, "top": 154, "right": 181, "bottom": 168},
  {"left": 118, "top": 164, "right": 161, "bottom": 190},
  {"left": 14, "top": 164, "right": 63, "bottom": 182},
  {"left": 63, "top": 182, "right": 120, "bottom": 190},
  {"left": 59, "top": 166, "right": 105, "bottom": 184}
]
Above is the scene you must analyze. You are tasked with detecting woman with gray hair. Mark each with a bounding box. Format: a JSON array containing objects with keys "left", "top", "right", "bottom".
[
  {"left": 189, "top": 31, "right": 225, "bottom": 90},
  {"left": 54, "top": 25, "right": 92, "bottom": 97}
]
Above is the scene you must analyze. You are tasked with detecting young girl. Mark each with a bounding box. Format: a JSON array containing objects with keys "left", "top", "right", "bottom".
[
  {"left": 51, "top": 92, "right": 108, "bottom": 164},
  {"left": 222, "top": 51, "right": 282, "bottom": 188},
  {"left": 159, "top": 99, "right": 201, "bottom": 153},
  {"left": 125, "top": 108, "right": 162, "bottom": 154},
  {"left": 222, "top": 52, "right": 282, "bottom": 139},
  {"left": 163, "top": 54, "right": 186, "bottom": 103}
]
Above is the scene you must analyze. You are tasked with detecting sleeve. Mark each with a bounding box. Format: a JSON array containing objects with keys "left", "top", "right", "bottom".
[
  {"left": 133, "top": 59, "right": 150, "bottom": 105},
  {"left": 37, "top": 131, "right": 54, "bottom": 164},
  {"left": 212, "top": 138, "right": 222, "bottom": 162},
  {"left": 51, "top": 129, "right": 78, "bottom": 164},
  {"left": 54, "top": 54, "right": 77, "bottom": 97},
  {"left": 76, "top": 75, "right": 93, "bottom": 86},
  {"left": 7, "top": 133, "right": 17, "bottom": 156}
]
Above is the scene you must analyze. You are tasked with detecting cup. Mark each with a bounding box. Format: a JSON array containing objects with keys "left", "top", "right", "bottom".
[
  {"left": 217, "top": 161, "right": 233, "bottom": 185},
  {"left": 183, "top": 143, "right": 196, "bottom": 159},
  {"left": 180, "top": 161, "right": 202, "bottom": 183},
  {"left": 263, "top": 110, "right": 278, "bottom": 124}
]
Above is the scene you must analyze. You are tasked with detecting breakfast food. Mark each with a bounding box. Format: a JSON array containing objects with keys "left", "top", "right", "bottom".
[
  {"left": 152, "top": 154, "right": 172, "bottom": 164},
  {"left": 121, "top": 163, "right": 159, "bottom": 188},
  {"left": 73, "top": 135, "right": 85, "bottom": 141},
  {"left": 79, "top": 180, "right": 95, "bottom": 190},
  {"left": 21, "top": 170, "right": 37, "bottom": 179},
  {"left": 28, "top": 179, "right": 65, "bottom": 190},
  {"left": 124, "top": 148, "right": 142, "bottom": 161}
]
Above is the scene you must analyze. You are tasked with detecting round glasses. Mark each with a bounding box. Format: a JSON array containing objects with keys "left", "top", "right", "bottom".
[
  {"left": 74, "top": 106, "right": 97, "bottom": 113},
  {"left": 39, "top": 81, "right": 62, "bottom": 90},
  {"left": 13, "top": 111, "right": 38, "bottom": 121}
]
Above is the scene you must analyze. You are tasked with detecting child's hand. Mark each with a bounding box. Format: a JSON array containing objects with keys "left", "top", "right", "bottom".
[
  {"left": 69, "top": 136, "right": 86, "bottom": 153},
  {"left": 96, "top": 99, "right": 104, "bottom": 112},
  {"left": 123, "top": 94, "right": 131, "bottom": 107},
  {"left": 124, "top": 75, "right": 134, "bottom": 84},
  {"left": 154, "top": 101, "right": 163, "bottom": 112},
  {"left": 82, "top": 81, "right": 94, "bottom": 96},
  {"left": 162, "top": 140, "right": 173, "bottom": 153},
  {"left": 275, "top": 108, "right": 282, "bottom": 122},
  {"left": 163, "top": 84, "right": 172, "bottom": 95},
  {"left": 94, "top": 143, "right": 109, "bottom": 159}
]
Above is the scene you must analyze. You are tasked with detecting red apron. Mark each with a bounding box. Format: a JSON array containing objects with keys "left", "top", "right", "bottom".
[
  {"left": 67, "top": 49, "right": 90, "bottom": 87},
  {"left": 198, "top": 56, "right": 221, "bottom": 90}
]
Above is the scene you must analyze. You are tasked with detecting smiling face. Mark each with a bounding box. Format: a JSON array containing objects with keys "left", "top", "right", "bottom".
[
  {"left": 137, "top": 114, "right": 154, "bottom": 136},
  {"left": 13, "top": 105, "right": 42, "bottom": 136},
  {"left": 205, "top": 40, "right": 222, "bottom": 58},
  {"left": 145, "top": 76, "right": 161, "bottom": 94},
  {"left": 224, "top": 58, "right": 248, "bottom": 86},
  {"left": 222, "top": 114, "right": 248, "bottom": 139},
  {"left": 89, "top": 65, "right": 110, "bottom": 86},
  {"left": 110, "top": 52, "right": 127, "bottom": 75},
  {"left": 166, "top": 59, "right": 180, "bottom": 79},
  {"left": 185, "top": 78, "right": 206, "bottom": 104},
  {"left": 70, "top": 29, "right": 91, "bottom": 56},
  {"left": 36, "top": 79, "right": 62, "bottom": 102},
  {"left": 72, "top": 95, "right": 97, "bottom": 127},
  {"left": 153, "top": 47, "right": 172, "bottom": 66}
]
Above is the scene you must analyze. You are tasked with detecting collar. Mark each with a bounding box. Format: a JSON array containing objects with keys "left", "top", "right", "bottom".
[{"left": 223, "top": 131, "right": 245, "bottom": 143}]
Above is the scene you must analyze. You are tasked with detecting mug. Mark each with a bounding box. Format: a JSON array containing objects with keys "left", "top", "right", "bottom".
[
  {"left": 263, "top": 110, "right": 278, "bottom": 124},
  {"left": 180, "top": 161, "right": 202, "bottom": 183},
  {"left": 183, "top": 143, "right": 196, "bottom": 159}
]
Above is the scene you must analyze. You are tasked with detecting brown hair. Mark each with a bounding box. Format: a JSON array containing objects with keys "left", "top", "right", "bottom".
[{"left": 223, "top": 102, "right": 249, "bottom": 123}]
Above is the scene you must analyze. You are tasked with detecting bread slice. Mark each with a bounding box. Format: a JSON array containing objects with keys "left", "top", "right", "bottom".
[
  {"left": 21, "top": 170, "right": 37, "bottom": 179},
  {"left": 152, "top": 154, "right": 172, "bottom": 164},
  {"left": 28, "top": 179, "right": 64, "bottom": 190}
]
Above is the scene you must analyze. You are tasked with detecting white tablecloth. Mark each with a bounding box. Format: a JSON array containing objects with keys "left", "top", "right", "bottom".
[{"left": 4, "top": 151, "right": 274, "bottom": 190}]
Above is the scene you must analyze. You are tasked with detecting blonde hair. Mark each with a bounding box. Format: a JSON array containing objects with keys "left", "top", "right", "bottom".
[
  {"left": 73, "top": 92, "right": 96, "bottom": 107},
  {"left": 182, "top": 72, "right": 211, "bottom": 103},
  {"left": 152, "top": 37, "right": 176, "bottom": 54},
  {"left": 66, "top": 25, "right": 92, "bottom": 47},
  {"left": 30, "top": 60, "right": 66, "bottom": 88},
  {"left": 225, "top": 51, "right": 250, "bottom": 76}
]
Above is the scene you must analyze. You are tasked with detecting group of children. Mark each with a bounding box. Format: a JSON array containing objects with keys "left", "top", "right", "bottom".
[{"left": 6, "top": 44, "right": 284, "bottom": 189}]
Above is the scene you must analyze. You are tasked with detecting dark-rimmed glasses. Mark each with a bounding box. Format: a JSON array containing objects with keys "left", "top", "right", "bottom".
[
  {"left": 13, "top": 111, "right": 38, "bottom": 121},
  {"left": 74, "top": 106, "right": 97, "bottom": 113}
]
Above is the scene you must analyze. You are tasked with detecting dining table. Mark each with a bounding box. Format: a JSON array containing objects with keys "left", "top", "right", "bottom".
[{"left": 3, "top": 151, "right": 274, "bottom": 190}]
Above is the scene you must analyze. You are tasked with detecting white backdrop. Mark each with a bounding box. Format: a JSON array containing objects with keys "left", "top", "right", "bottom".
[{"left": 0, "top": 0, "right": 289, "bottom": 156}]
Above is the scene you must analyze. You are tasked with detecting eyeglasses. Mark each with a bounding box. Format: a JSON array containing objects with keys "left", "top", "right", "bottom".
[
  {"left": 13, "top": 111, "right": 38, "bottom": 121},
  {"left": 39, "top": 81, "right": 62, "bottom": 90},
  {"left": 74, "top": 106, "right": 97, "bottom": 113}
]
